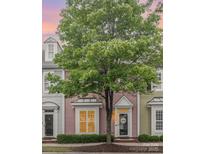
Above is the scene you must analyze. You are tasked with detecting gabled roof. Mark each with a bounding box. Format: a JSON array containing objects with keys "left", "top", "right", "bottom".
[
  {"left": 44, "top": 37, "right": 58, "bottom": 43},
  {"left": 114, "top": 96, "right": 133, "bottom": 108},
  {"left": 43, "top": 34, "right": 63, "bottom": 49},
  {"left": 147, "top": 96, "right": 163, "bottom": 106}
]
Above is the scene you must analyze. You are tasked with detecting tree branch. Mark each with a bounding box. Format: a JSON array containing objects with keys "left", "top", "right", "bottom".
[{"left": 93, "top": 91, "right": 106, "bottom": 98}]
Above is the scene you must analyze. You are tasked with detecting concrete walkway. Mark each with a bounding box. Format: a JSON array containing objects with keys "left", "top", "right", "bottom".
[
  {"left": 43, "top": 152, "right": 162, "bottom": 154},
  {"left": 43, "top": 142, "right": 104, "bottom": 147},
  {"left": 43, "top": 142, "right": 163, "bottom": 147}
]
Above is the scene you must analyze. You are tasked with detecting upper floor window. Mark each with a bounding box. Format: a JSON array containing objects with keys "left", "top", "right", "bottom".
[
  {"left": 45, "top": 43, "right": 55, "bottom": 62},
  {"left": 43, "top": 72, "right": 54, "bottom": 93},
  {"left": 44, "top": 77, "right": 49, "bottom": 92},
  {"left": 48, "top": 44, "right": 54, "bottom": 59},
  {"left": 151, "top": 69, "right": 163, "bottom": 91}
]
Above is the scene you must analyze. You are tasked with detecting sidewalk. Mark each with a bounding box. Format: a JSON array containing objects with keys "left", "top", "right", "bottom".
[{"left": 43, "top": 142, "right": 163, "bottom": 147}]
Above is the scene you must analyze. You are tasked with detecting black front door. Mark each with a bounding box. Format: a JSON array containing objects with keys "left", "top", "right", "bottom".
[
  {"left": 45, "top": 114, "right": 53, "bottom": 136},
  {"left": 119, "top": 114, "right": 128, "bottom": 136}
]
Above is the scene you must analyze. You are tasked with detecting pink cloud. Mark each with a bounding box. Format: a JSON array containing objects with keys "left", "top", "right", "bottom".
[
  {"left": 42, "top": 6, "right": 63, "bottom": 36},
  {"left": 42, "top": 21, "right": 58, "bottom": 34}
]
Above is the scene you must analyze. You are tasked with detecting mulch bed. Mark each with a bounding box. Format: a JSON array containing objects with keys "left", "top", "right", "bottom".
[{"left": 71, "top": 143, "right": 163, "bottom": 153}]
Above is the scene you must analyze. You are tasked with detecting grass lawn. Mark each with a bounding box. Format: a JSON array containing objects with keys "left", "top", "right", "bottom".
[{"left": 43, "top": 146, "right": 72, "bottom": 152}]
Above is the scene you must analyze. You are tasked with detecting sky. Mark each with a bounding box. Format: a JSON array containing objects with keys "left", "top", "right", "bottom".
[{"left": 42, "top": 0, "right": 66, "bottom": 40}]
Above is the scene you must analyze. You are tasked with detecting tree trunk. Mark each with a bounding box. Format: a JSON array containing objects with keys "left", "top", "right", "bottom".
[
  {"left": 106, "top": 112, "right": 112, "bottom": 144},
  {"left": 105, "top": 88, "right": 114, "bottom": 144}
]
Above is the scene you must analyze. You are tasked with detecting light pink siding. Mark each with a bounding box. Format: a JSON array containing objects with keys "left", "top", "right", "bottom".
[
  {"left": 65, "top": 92, "right": 138, "bottom": 137},
  {"left": 65, "top": 97, "right": 76, "bottom": 134},
  {"left": 112, "top": 92, "right": 138, "bottom": 137}
]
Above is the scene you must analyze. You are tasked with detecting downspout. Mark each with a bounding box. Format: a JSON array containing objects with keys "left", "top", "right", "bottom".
[
  {"left": 137, "top": 92, "right": 140, "bottom": 136},
  {"left": 62, "top": 69, "right": 65, "bottom": 134}
]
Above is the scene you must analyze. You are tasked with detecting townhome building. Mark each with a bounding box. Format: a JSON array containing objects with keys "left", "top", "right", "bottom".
[
  {"left": 64, "top": 92, "right": 140, "bottom": 139},
  {"left": 42, "top": 0, "right": 163, "bottom": 139},
  {"left": 42, "top": 34, "right": 65, "bottom": 138},
  {"left": 63, "top": 71, "right": 163, "bottom": 139},
  {"left": 140, "top": 67, "right": 163, "bottom": 136},
  {"left": 42, "top": 35, "right": 163, "bottom": 140}
]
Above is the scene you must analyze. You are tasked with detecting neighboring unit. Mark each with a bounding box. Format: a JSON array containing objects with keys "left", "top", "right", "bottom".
[
  {"left": 42, "top": 35, "right": 65, "bottom": 138},
  {"left": 140, "top": 68, "right": 163, "bottom": 136}
]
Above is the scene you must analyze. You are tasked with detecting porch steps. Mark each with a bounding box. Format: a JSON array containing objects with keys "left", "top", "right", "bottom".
[
  {"left": 114, "top": 137, "right": 137, "bottom": 143},
  {"left": 42, "top": 137, "right": 57, "bottom": 143}
]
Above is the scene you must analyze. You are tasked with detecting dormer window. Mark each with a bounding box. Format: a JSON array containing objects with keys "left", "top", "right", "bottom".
[
  {"left": 45, "top": 43, "right": 56, "bottom": 62},
  {"left": 48, "top": 44, "right": 54, "bottom": 59}
]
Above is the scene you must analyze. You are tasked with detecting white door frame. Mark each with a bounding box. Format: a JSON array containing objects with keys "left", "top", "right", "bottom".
[
  {"left": 114, "top": 108, "right": 132, "bottom": 137},
  {"left": 114, "top": 96, "right": 133, "bottom": 138},
  {"left": 42, "top": 110, "right": 58, "bottom": 137}
]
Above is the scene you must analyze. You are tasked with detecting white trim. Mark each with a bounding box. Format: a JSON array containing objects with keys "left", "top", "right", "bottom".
[
  {"left": 129, "top": 108, "right": 132, "bottom": 137},
  {"left": 42, "top": 110, "right": 58, "bottom": 137},
  {"left": 61, "top": 70, "right": 65, "bottom": 134},
  {"left": 62, "top": 70, "right": 65, "bottom": 80},
  {"left": 114, "top": 96, "right": 133, "bottom": 137},
  {"left": 114, "top": 108, "right": 132, "bottom": 137},
  {"left": 72, "top": 103, "right": 102, "bottom": 106},
  {"left": 75, "top": 107, "right": 99, "bottom": 134},
  {"left": 137, "top": 92, "right": 140, "bottom": 136},
  {"left": 53, "top": 110, "right": 58, "bottom": 137},
  {"left": 45, "top": 42, "right": 58, "bottom": 62},
  {"left": 42, "top": 101, "right": 59, "bottom": 110},
  {"left": 147, "top": 97, "right": 163, "bottom": 106},
  {"left": 151, "top": 105, "right": 163, "bottom": 136},
  {"left": 62, "top": 95, "right": 65, "bottom": 134},
  {"left": 114, "top": 96, "right": 133, "bottom": 108}
]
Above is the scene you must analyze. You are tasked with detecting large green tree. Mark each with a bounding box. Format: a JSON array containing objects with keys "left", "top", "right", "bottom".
[{"left": 48, "top": 0, "right": 162, "bottom": 144}]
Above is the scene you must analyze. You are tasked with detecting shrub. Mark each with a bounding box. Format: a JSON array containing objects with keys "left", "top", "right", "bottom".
[
  {"left": 138, "top": 134, "right": 162, "bottom": 142},
  {"left": 160, "top": 135, "right": 163, "bottom": 141},
  {"left": 149, "top": 135, "right": 160, "bottom": 142},
  {"left": 57, "top": 134, "right": 114, "bottom": 144},
  {"left": 138, "top": 134, "right": 150, "bottom": 142}
]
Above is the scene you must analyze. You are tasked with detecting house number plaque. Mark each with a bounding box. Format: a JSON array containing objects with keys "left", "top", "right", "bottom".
[{"left": 120, "top": 117, "right": 126, "bottom": 124}]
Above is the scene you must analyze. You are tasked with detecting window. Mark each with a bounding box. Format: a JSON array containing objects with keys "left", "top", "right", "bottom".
[
  {"left": 44, "top": 77, "right": 49, "bottom": 92},
  {"left": 48, "top": 44, "right": 54, "bottom": 59},
  {"left": 88, "top": 111, "right": 95, "bottom": 132},
  {"left": 43, "top": 72, "right": 54, "bottom": 93},
  {"left": 44, "top": 74, "right": 50, "bottom": 92},
  {"left": 157, "top": 72, "right": 162, "bottom": 81},
  {"left": 45, "top": 110, "right": 54, "bottom": 112},
  {"left": 45, "top": 43, "right": 55, "bottom": 61},
  {"left": 151, "top": 70, "right": 163, "bottom": 91},
  {"left": 156, "top": 110, "right": 163, "bottom": 130},
  {"left": 79, "top": 110, "right": 96, "bottom": 133},
  {"left": 80, "top": 111, "right": 87, "bottom": 133}
]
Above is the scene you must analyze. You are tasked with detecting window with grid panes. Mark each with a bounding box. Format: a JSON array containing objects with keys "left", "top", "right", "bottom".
[
  {"left": 156, "top": 110, "right": 163, "bottom": 130},
  {"left": 88, "top": 111, "right": 95, "bottom": 132},
  {"left": 151, "top": 70, "right": 163, "bottom": 91},
  {"left": 80, "top": 111, "right": 87, "bottom": 133},
  {"left": 79, "top": 110, "right": 96, "bottom": 133},
  {"left": 48, "top": 44, "right": 54, "bottom": 59},
  {"left": 44, "top": 75, "right": 49, "bottom": 92}
]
